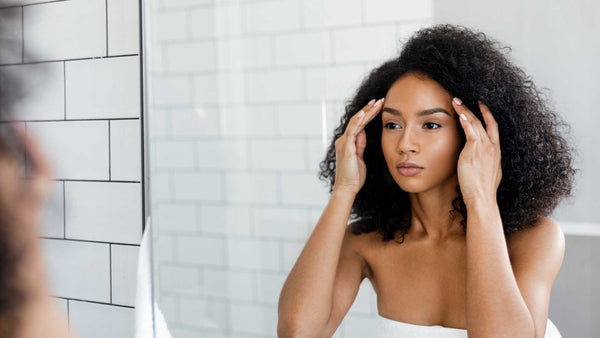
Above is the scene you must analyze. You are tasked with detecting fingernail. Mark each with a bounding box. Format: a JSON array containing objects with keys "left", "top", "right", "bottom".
[
  {"left": 368, "top": 99, "right": 375, "bottom": 105},
  {"left": 460, "top": 114, "right": 467, "bottom": 121},
  {"left": 374, "top": 98, "right": 384, "bottom": 106},
  {"left": 453, "top": 97, "right": 462, "bottom": 105}
]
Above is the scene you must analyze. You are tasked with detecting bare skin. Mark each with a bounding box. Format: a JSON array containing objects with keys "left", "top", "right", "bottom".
[
  {"left": 278, "top": 71, "right": 563, "bottom": 337},
  {"left": 353, "top": 71, "right": 468, "bottom": 327},
  {"left": 0, "top": 125, "right": 73, "bottom": 338},
  {"left": 356, "top": 225, "right": 468, "bottom": 328},
  {"left": 353, "top": 72, "right": 561, "bottom": 333}
]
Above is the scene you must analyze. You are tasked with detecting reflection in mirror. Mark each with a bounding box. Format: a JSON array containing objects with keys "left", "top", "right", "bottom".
[{"left": 145, "top": 0, "right": 600, "bottom": 337}]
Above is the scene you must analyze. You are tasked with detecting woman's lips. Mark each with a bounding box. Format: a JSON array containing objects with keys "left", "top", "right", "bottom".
[{"left": 397, "top": 167, "right": 424, "bottom": 176}]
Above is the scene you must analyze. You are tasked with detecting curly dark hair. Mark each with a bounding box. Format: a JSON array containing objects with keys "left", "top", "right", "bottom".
[{"left": 318, "top": 23, "right": 578, "bottom": 244}]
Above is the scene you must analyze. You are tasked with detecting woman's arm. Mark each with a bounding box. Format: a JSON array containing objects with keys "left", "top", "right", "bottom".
[
  {"left": 452, "top": 99, "right": 535, "bottom": 336},
  {"left": 277, "top": 189, "right": 357, "bottom": 336},
  {"left": 465, "top": 198, "right": 535, "bottom": 337}
]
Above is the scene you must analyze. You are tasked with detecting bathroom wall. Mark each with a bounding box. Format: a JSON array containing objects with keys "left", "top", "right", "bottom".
[
  {"left": 0, "top": 0, "right": 141, "bottom": 337},
  {"left": 147, "top": 0, "right": 433, "bottom": 337}
]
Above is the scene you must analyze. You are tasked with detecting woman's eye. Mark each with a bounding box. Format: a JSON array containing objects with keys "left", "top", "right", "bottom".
[
  {"left": 424, "top": 122, "right": 441, "bottom": 129},
  {"left": 384, "top": 122, "right": 440, "bottom": 129}
]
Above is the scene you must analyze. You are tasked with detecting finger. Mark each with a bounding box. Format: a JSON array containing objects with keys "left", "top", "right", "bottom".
[
  {"left": 458, "top": 111, "right": 478, "bottom": 141},
  {"left": 352, "top": 97, "right": 384, "bottom": 137},
  {"left": 364, "top": 98, "right": 376, "bottom": 109},
  {"left": 362, "top": 97, "right": 385, "bottom": 125},
  {"left": 452, "top": 97, "right": 487, "bottom": 141},
  {"left": 478, "top": 100, "right": 500, "bottom": 145},
  {"left": 356, "top": 129, "right": 367, "bottom": 158},
  {"left": 347, "top": 99, "right": 375, "bottom": 133},
  {"left": 356, "top": 98, "right": 376, "bottom": 119}
]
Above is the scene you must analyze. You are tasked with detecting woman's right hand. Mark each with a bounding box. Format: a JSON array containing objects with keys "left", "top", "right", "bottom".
[{"left": 333, "top": 97, "right": 385, "bottom": 196}]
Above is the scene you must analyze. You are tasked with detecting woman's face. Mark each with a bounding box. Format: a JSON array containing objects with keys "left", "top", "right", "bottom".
[{"left": 381, "top": 72, "right": 463, "bottom": 193}]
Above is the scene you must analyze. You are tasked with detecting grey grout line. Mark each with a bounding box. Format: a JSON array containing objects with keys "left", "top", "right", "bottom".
[
  {"left": 0, "top": 53, "right": 139, "bottom": 67},
  {"left": 109, "top": 244, "right": 112, "bottom": 303},
  {"left": 138, "top": 0, "right": 146, "bottom": 238},
  {"left": 63, "top": 61, "right": 66, "bottom": 119},
  {"left": 41, "top": 236, "right": 142, "bottom": 247},
  {"left": 0, "top": 0, "right": 70, "bottom": 10},
  {"left": 51, "top": 178, "right": 140, "bottom": 183},
  {"left": 20, "top": 7, "right": 24, "bottom": 63},
  {"left": 0, "top": 117, "right": 141, "bottom": 123},
  {"left": 105, "top": 0, "right": 109, "bottom": 57},
  {"left": 63, "top": 180, "right": 66, "bottom": 239},
  {"left": 52, "top": 296, "right": 135, "bottom": 309},
  {"left": 108, "top": 120, "right": 111, "bottom": 181}
]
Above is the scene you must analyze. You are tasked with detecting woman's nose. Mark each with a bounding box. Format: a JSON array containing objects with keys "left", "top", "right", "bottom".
[{"left": 396, "top": 127, "right": 419, "bottom": 153}]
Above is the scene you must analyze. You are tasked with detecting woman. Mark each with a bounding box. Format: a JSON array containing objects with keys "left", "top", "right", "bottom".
[
  {"left": 0, "top": 9, "right": 72, "bottom": 333},
  {"left": 278, "top": 24, "right": 575, "bottom": 337},
  {"left": 0, "top": 125, "right": 72, "bottom": 338}
]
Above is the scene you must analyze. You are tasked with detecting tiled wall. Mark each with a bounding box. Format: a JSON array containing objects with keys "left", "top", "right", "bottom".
[
  {"left": 0, "top": 1, "right": 141, "bottom": 337},
  {"left": 147, "top": 0, "right": 432, "bottom": 337}
]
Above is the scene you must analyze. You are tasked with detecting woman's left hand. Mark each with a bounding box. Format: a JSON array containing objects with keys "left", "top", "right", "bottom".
[{"left": 452, "top": 97, "right": 502, "bottom": 205}]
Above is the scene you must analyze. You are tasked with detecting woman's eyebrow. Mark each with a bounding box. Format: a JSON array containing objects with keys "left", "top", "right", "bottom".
[{"left": 382, "top": 107, "right": 452, "bottom": 117}]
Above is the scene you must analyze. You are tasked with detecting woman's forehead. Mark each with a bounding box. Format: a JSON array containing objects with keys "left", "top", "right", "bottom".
[
  {"left": 384, "top": 75, "right": 456, "bottom": 118},
  {"left": 386, "top": 73, "right": 453, "bottom": 104}
]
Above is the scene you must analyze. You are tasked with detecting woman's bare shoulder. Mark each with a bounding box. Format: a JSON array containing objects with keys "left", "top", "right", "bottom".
[
  {"left": 506, "top": 216, "right": 564, "bottom": 257},
  {"left": 346, "top": 219, "right": 389, "bottom": 259},
  {"left": 347, "top": 219, "right": 381, "bottom": 245},
  {"left": 346, "top": 219, "right": 378, "bottom": 279}
]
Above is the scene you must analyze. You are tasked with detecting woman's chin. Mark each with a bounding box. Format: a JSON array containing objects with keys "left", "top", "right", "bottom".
[{"left": 395, "top": 181, "right": 427, "bottom": 193}]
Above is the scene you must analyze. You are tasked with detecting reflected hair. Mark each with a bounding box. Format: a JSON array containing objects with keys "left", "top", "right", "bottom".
[
  {"left": 318, "top": 23, "right": 578, "bottom": 243},
  {"left": 0, "top": 8, "right": 32, "bottom": 337}
]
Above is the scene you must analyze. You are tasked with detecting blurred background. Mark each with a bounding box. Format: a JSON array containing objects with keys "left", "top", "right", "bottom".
[{"left": 0, "top": 0, "right": 598, "bottom": 337}]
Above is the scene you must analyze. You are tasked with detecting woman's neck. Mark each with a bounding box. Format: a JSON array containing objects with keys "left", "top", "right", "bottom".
[{"left": 407, "top": 184, "right": 463, "bottom": 241}]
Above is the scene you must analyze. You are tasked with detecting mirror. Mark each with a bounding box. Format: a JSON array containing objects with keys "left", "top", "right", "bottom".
[{"left": 144, "top": 0, "right": 600, "bottom": 337}]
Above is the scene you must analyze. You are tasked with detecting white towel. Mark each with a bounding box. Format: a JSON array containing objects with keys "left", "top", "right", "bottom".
[{"left": 135, "top": 216, "right": 173, "bottom": 338}]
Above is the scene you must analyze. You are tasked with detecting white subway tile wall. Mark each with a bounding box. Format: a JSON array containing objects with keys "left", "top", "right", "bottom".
[
  {"left": 107, "top": 0, "right": 140, "bottom": 56},
  {"left": 23, "top": 0, "right": 107, "bottom": 62},
  {"left": 65, "top": 56, "right": 141, "bottom": 119},
  {"left": 110, "top": 119, "right": 142, "bottom": 181},
  {"left": 0, "top": 62, "right": 65, "bottom": 121},
  {"left": 65, "top": 181, "right": 142, "bottom": 244},
  {"left": 27, "top": 121, "right": 110, "bottom": 180},
  {"left": 111, "top": 245, "right": 141, "bottom": 306},
  {"left": 0, "top": 0, "right": 142, "bottom": 337},
  {"left": 41, "top": 239, "right": 111, "bottom": 302},
  {"left": 40, "top": 181, "right": 65, "bottom": 238},
  {"left": 148, "top": 0, "right": 434, "bottom": 337},
  {"left": 68, "top": 300, "right": 135, "bottom": 338}
]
